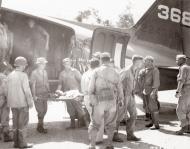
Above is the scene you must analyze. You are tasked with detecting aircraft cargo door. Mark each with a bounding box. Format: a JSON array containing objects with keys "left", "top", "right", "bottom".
[{"left": 91, "top": 28, "right": 130, "bottom": 68}]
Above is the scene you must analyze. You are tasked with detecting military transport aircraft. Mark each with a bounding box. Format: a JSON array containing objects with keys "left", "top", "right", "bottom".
[
  {"left": 0, "top": 0, "right": 189, "bottom": 91},
  {"left": 58, "top": 0, "right": 190, "bottom": 91}
]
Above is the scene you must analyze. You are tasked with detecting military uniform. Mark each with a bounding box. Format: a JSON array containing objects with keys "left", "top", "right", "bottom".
[
  {"left": 81, "top": 69, "right": 104, "bottom": 143},
  {"left": 88, "top": 63, "right": 123, "bottom": 148},
  {"left": 138, "top": 66, "right": 160, "bottom": 128},
  {"left": 58, "top": 67, "right": 86, "bottom": 128},
  {"left": 30, "top": 68, "right": 49, "bottom": 133},
  {"left": 7, "top": 68, "right": 33, "bottom": 148},
  {"left": 120, "top": 65, "right": 139, "bottom": 138},
  {"left": 176, "top": 64, "right": 190, "bottom": 130}
]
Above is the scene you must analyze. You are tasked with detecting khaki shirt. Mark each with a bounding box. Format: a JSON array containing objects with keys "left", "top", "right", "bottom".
[
  {"left": 58, "top": 68, "right": 81, "bottom": 91},
  {"left": 120, "top": 65, "right": 136, "bottom": 96},
  {"left": 30, "top": 69, "right": 50, "bottom": 96},
  {"left": 7, "top": 70, "right": 33, "bottom": 108},
  {"left": 138, "top": 67, "right": 160, "bottom": 95},
  {"left": 88, "top": 64, "right": 124, "bottom": 102},
  {"left": 177, "top": 64, "right": 190, "bottom": 85}
]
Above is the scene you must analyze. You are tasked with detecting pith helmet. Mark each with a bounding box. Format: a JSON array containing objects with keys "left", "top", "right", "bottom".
[
  {"left": 14, "top": 56, "right": 28, "bottom": 67},
  {"left": 36, "top": 57, "right": 48, "bottom": 64}
]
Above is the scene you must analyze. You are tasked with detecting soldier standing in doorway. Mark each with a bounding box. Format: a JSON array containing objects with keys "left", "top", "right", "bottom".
[{"left": 27, "top": 19, "right": 49, "bottom": 61}]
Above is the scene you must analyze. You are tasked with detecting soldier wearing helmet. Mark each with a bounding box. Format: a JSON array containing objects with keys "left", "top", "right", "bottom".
[
  {"left": 27, "top": 19, "right": 49, "bottom": 60},
  {"left": 6, "top": 56, "right": 33, "bottom": 148},
  {"left": 175, "top": 54, "right": 190, "bottom": 135},
  {"left": 30, "top": 57, "right": 50, "bottom": 134}
]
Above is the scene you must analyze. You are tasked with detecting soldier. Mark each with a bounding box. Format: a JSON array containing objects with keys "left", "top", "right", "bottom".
[
  {"left": 7, "top": 57, "right": 33, "bottom": 148},
  {"left": 88, "top": 52, "right": 124, "bottom": 149},
  {"left": 175, "top": 54, "right": 190, "bottom": 135},
  {"left": 0, "top": 73, "right": 12, "bottom": 142},
  {"left": 113, "top": 55, "right": 143, "bottom": 142},
  {"left": 81, "top": 58, "right": 104, "bottom": 144},
  {"left": 57, "top": 58, "right": 88, "bottom": 129},
  {"left": 30, "top": 57, "right": 50, "bottom": 133},
  {"left": 138, "top": 56, "right": 160, "bottom": 130},
  {"left": 27, "top": 19, "right": 49, "bottom": 60}
]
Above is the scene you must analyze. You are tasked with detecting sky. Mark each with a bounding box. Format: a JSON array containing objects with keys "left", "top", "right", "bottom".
[{"left": 2, "top": 0, "right": 155, "bottom": 26}]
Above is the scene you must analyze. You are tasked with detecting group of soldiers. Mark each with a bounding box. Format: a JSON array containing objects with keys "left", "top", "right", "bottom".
[{"left": 0, "top": 51, "right": 190, "bottom": 149}]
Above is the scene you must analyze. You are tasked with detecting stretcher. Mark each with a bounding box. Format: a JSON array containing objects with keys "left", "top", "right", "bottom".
[{"left": 36, "top": 90, "right": 84, "bottom": 102}]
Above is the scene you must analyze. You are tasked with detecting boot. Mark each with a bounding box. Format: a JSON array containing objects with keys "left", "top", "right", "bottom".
[
  {"left": 127, "top": 134, "right": 141, "bottom": 141},
  {"left": 66, "top": 117, "right": 75, "bottom": 129},
  {"left": 176, "top": 126, "right": 186, "bottom": 135},
  {"left": 126, "top": 130, "right": 141, "bottom": 141},
  {"left": 3, "top": 132, "right": 13, "bottom": 142},
  {"left": 145, "top": 113, "right": 151, "bottom": 121},
  {"left": 13, "top": 130, "right": 19, "bottom": 148},
  {"left": 145, "top": 123, "right": 153, "bottom": 127},
  {"left": 151, "top": 112, "right": 160, "bottom": 130},
  {"left": 112, "top": 132, "right": 123, "bottom": 142},
  {"left": 37, "top": 122, "right": 48, "bottom": 133}
]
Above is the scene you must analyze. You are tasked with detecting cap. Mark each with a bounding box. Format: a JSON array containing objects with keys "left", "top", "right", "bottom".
[
  {"left": 14, "top": 56, "right": 28, "bottom": 67},
  {"left": 100, "top": 52, "right": 111, "bottom": 59},
  {"left": 176, "top": 54, "right": 187, "bottom": 60},
  {"left": 36, "top": 57, "right": 48, "bottom": 64},
  {"left": 62, "top": 58, "right": 71, "bottom": 64}
]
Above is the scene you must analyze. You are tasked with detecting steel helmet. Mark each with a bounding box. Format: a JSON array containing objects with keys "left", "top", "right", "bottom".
[{"left": 14, "top": 56, "right": 28, "bottom": 67}]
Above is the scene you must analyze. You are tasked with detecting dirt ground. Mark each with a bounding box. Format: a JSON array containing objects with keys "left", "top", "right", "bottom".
[{"left": 1, "top": 90, "right": 190, "bottom": 149}]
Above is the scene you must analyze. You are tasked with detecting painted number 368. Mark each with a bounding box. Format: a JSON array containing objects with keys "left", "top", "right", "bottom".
[{"left": 158, "top": 4, "right": 190, "bottom": 27}]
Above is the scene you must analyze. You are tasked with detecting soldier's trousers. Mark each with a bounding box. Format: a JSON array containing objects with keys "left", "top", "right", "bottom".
[
  {"left": 0, "top": 103, "right": 10, "bottom": 134},
  {"left": 89, "top": 99, "right": 117, "bottom": 147},
  {"left": 176, "top": 86, "right": 190, "bottom": 127},
  {"left": 12, "top": 107, "right": 29, "bottom": 147},
  {"left": 117, "top": 94, "right": 137, "bottom": 135},
  {"left": 84, "top": 95, "right": 104, "bottom": 142},
  {"left": 125, "top": 95, "right": 137, "bottom": 135},
  {"left": 144, "top": 94, "right": 159, "bottom": 125},
  {"left": 66, "top": 99, "right": 85, "bottom": 119},
  {"left": 34, "top": 100, "right": 47, "bottom": 123}
]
